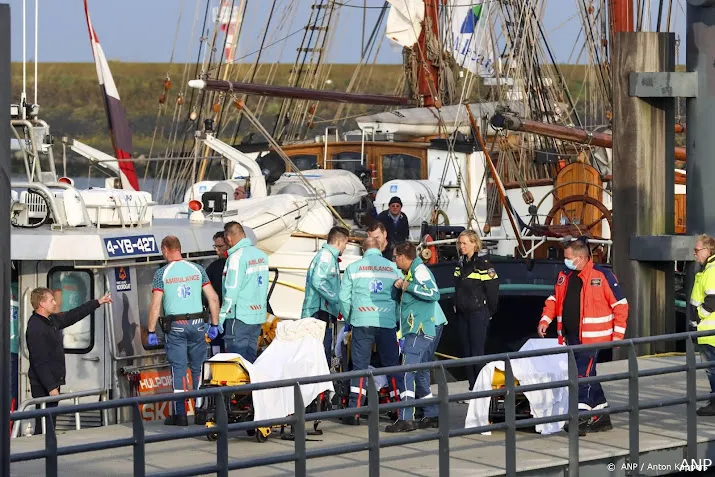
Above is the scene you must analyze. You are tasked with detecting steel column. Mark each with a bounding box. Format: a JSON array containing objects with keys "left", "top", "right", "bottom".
[{"left": 0, "top": 4, "right": 11, "bottom": 477}]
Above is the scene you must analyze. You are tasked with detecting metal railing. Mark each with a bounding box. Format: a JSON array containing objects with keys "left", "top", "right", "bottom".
[
  {"left": 11, "top": 389, "right": 108, "bottom": 438},
  {"left": 9, "top": 329, "right": 715, "bottom": 477}
]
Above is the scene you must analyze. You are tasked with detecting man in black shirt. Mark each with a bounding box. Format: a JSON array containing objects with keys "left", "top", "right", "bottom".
[
  {"left": 561, "top": 273, "right": 582, "bottom": 340},
  {"left": 367, "top": 221, "right": 393, "bottom": 260},
  {"left": 26, "top": 287, "right": 112, "bottom": 434},
  {"left": 205, "top": 231, "right": 227, "bottom": 354},
  {"left": 206, "top": 231, "right": 228, "bottom": 303}
]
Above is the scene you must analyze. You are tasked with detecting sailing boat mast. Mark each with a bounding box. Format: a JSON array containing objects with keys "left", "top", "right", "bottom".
[
  {"left": 610, "top": 0, "right": 634, "bottom": 34},
  {"left": 416, "top": 0, "right": 442, "bottom": 107}
]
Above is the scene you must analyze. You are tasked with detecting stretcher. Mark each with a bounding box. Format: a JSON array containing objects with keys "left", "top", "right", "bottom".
[
  {"left": 198, "top": 316, "right": 332, "bottom": 442},
  {"left": 488, "top": 368, "right": 533, "bottom": 422}
]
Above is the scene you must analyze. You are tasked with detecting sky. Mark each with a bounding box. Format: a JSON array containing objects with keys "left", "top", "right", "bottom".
[{"left": 6, "top": 0, "right": 688, "bottom": 65}]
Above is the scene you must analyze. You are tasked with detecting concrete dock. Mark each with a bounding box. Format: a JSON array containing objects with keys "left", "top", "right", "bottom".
[{"left": 9, "top": 356, "right": 715, "bottom": 476}]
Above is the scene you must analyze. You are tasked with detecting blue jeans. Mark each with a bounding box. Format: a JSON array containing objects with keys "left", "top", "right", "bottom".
[
  {"left": 400, "top": 332, "right": 437, "bottom": 421},
  {"left": 348, "top": 326, "right": 401, "bottom": 409},
  {"left": 223, "top": 319, "right": 262, "bottom": 363},
  {"left": 701, "top": 344, "right": 715, "bottom": 393},
  {"left": 429, "top": 324, "right": 444, "bottom": 357},
  {"left": 165, "top": 320, "right": 207, "bottom": 415},
  {"left": 312, "top": 310, "right": 335, "bottom": 364}
]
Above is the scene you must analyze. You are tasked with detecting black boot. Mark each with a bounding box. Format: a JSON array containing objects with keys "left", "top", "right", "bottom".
[
  {"left": 417, "top": 417, "right": 439, "bottom": 429},
  {"left": 697, "top": 400, "right": 715, "bottom": 416},
  {"left": 384, "top": 419, "right": 416, "bottom": 433},
  {"left": 340, "top": 415, "right": 360, "bottom": 426},
  {"left": 164, "top": 414, "right": 188, "bottom": 426},
  {"left": 583, "top": 414, "right": 612, "bottom": 433}
]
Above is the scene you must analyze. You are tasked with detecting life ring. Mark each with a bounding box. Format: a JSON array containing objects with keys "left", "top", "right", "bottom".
[{"left": 420, "top": 234, "right": 438, "bottom": 264}]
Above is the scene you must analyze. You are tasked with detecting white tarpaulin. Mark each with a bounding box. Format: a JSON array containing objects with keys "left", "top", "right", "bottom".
[
  {"left": 385, "top": 0, "right": 424, "bottom": 47},
  {"left": 449, "top": 0, "right": 495, "bottom": 78},
  {"left": 206, "top": 318, "right": 334, "bottom": 422},
  {"left": 464, "top": 338, "right": 569, "bottom": 435}
]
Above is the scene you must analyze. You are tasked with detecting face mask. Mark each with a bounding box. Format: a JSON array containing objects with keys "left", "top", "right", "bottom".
[{"left": 564, "top": 258, "right": 578, "bottom": 270}]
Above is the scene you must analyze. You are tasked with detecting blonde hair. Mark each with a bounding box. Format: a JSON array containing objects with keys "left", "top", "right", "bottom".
[
  {"left": 458, "top": 230, "right": 482, "bottom": 251},
  {"left": 30, "top": 287, "right": 52, "bottom": 310},
  {"left": 696, "top": 234, "right": 715, "bottom": 256}
]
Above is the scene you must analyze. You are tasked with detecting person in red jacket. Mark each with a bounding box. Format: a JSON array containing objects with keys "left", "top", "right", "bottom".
[{"left": 537, "top": 238, "right": 628, "bottom": 434}]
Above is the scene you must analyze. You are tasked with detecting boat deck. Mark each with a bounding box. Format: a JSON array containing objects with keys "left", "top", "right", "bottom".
[{"left": 10, "top": 356, "right": 715, "bottom": 476}]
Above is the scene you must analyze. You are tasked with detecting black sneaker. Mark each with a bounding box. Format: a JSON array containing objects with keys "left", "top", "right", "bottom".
[
  {"left": 417, "top": 417, "right": 439, "bottom": 429},
  {"left": 164, "top": 414, "right": 188, "bottom": 426},
  {"left": 697, "top": 401, "right": 715, "bottom": 416},
  {"left": 340, "top": 415, "right": 360, "bottom": 426},
  {"left": 384, "top": 419, "right": 416, "bottom": 433},
  {"left": 563, "top": 420, "right": 587, "bottom": 437},
  {"left": 583, "top": 414, "right": 612, "bottom": 433}
]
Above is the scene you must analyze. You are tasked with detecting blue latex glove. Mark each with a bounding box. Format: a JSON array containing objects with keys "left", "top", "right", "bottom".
[
  {"left": 344, "top": 323, "right": 351, "bottom": 333},
  {"left": 398, "top": 338, "right": 405, "bottom": 353},
  {"left": 208, "top": 324, "right": 220, "bottom": 341},
  {"left": 147, "top": 332, "right": 159, "bottom": 346}
]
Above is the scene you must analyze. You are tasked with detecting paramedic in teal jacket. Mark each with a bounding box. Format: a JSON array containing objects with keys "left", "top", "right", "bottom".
[
  {"left": 387, "top": 241, "right": 446, "bottom": 433},
  {"left": 147, "top": 236, "right": 220, "bottom": 426},
  {"left": 220, "top": 221, "right": 270, "bottom": 363},
  {"left": 338, "top": 237, "right": 402, "bottom": 426},
  {"left": 301, "top": 226, "right": 349, "bottom": 362}
]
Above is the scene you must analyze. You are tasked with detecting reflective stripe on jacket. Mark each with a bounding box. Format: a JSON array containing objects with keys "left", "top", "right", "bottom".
[
  {"left": 399, "top": 257, "right": 445, "bottom": 337},
  {"left": 301, "top": 244, "right": 341, "bottom": 318},
  {"left": 692, "top": 255, "right": 715, "bottom": 345},
  {"left": 219, "top": 238, "right": 269, "bottom": 326},
  {"left": 454, "top": 253, "right": 499, "bottom": 316},
  {"left": 339, "top": 248, "right": 401, "bottom": 328},
  {"left": 539, "top": 259, "right": 628, "bottom": 344}
]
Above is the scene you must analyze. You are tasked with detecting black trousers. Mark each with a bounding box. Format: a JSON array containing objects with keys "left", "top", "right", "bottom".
[
  {"left": 31, "top": 385, "right": 59, "bottom": 435},
  {"left": 457, "top": 307, "right": 491, "bottom": 390}
]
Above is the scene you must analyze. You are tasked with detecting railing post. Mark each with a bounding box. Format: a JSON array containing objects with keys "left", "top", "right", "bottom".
[
  {"left": 686, "top": 337, "right": 697, "bottom": 460},
  {"left": 627, "top": 342, "right": 639, "bottom": 475},
  {"left": 367, "top": 374, "right": 380, "bottom": 476},
  {"left": 216, "top": 390, "right": 229, "bottom": 477},
  {"left": 293, "top": 383, "right": 307, "bottom": 477},
  {"left": 436, "top": 365, "right": 450, "bottom": 477},
  {"left": 132, "top": 403, "right": 146, "bottom": 477},
  {"left": 567, "top": 349, "right": 579, "bottom": 477},
  {"left": 504, "top": 358, "right": 516, "bottom": 476},
  {"left": 41, "top": 402, "right": 46, "bottom": 435},
  {"left": 45, "top": 411, "right": 57, "bottom": 477},
  {"left": 74, "top": 397, "right": 81, "bottom": 431}
]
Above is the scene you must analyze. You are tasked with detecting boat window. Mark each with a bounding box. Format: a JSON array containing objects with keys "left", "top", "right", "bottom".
[
  {"left": 381, "top": 153, "right": 422, "bottom": 183},
  {"left": 289, "top": 154, "right": 319, "bottom": 171},
  {"left": 48, "top": 268, "right": 94, "bottom": 354},
  {"left": 136, "top": 266, "right": 165, "bottom": 350},
  {"left": 331, "top": 152, "right": 365, "bottom": 175}
]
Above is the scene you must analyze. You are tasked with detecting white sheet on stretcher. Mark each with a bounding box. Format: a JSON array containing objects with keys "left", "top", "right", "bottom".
[
  {"left": 207, "top": 318, "right": 334, "bottom": 422},
  {"left": 464, "top": 338, "right": 569, "bottom": 435}
]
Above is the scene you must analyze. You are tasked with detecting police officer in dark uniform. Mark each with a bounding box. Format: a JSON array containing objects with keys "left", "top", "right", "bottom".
[{"left": 454, "top": 230, "right": 499, "bottom": 390}]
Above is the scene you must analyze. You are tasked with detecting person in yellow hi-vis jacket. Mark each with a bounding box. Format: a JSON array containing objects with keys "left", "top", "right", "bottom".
[{"left": 692, "top": 234, "right": 715, "bottom": 416}]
